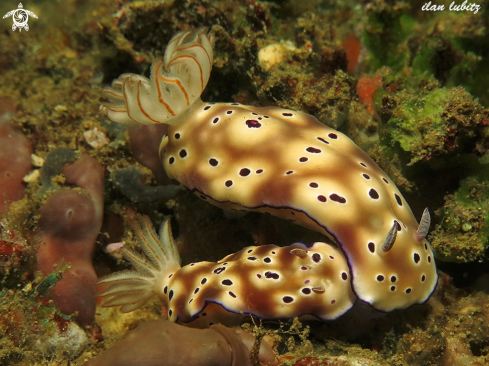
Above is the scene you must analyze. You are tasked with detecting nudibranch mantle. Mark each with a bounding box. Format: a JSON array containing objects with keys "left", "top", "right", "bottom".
[
  {"left": 100, "top": 29, "right": 437, "bottom": 312},
  {"left": 98, "top": 216, "right": 355, "bottom": 328}
]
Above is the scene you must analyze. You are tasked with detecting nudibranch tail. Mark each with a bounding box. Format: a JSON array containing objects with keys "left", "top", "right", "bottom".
[
  {"left": 98, "top": 216, "right": 181, "bottom": 313},
  {"left": 100, "top": 28, "right": 214, "bottom": 126}
]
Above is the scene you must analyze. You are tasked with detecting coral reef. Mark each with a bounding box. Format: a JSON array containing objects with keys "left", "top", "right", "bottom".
[
  {"left": 0, "top": 0, "right": 488, "bottom": 364},
  {"left": 395, "top": 279, "right": 489, "bottom": 366}
]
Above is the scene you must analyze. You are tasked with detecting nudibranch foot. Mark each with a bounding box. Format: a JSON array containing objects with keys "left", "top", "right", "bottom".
[{"left": 98, "top": 216, "right": 356, "bottom": 328}]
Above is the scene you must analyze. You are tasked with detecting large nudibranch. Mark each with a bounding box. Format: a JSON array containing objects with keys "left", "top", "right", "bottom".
[
  {"left": 98, "top": 216, "right": 356, "bottom": 327},
  {"left": 100, "top": 29, "right": 437, "bottom": 312}
]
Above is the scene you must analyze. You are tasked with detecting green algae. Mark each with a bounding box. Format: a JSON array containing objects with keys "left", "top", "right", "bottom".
[
  {"left": 257, "top": 68, "right": 355, "bottom": 129},
  {"left": 36, "top": 272, "right": 60, "bottom": 298},
  {"left": 374, "top": 75, "right": 489, "bottom": 165},
  {"left": 386, "top": 87, "right": 448, "bottom": 154},
  {"left": 363, "top": 12, "right": 415, "bottom": 72},
  {"left": 39, "top": 148, "right": 79, "bottom": 193},
  {"left": 362, "top": 0, "right": 488, "bottom": 105}
]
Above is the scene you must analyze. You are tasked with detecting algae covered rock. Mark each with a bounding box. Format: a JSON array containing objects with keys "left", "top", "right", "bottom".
[
  {"left": 362, "top": 0, "right": 487, "bottom": 102},
  {"left": 430, "top": 176, "right": 489, "bottom": 263},
  {"left": 0, "top": 277, "right": 89, "bottom": 362},
  {"left": 375, "top": 77, "right": 489, "bottom": 165}
]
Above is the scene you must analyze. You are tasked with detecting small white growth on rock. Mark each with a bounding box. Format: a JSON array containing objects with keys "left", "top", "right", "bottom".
[
  {"left": 106, "top": 242, "right": 124, "bottom": 253},
  {"left": 34, "top": 321, "right": 89, "bottom": 358},
  {"left": 258, "top": 41, "right": 297, "bottom": 71},
  {"left": 23, "top": 169, "right": 39, "bottom": 183},
  {"left": 21, "top": 282, "right": 32, "bottom": 293},
  {"left": 84, "top": 127, "right": 109, "bottom": 149},
  {"left": 54, "top": 105, "right": 68, "bottom": 113},
  {"left": 31, "top": 153, "right": 44, "bottom": 167}
]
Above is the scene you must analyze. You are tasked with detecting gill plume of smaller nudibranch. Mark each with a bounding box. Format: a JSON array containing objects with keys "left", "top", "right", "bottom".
[
  {"left": 100, "top": 28, "right": 437, "bottom": 312},
  {"left": 98, "top": 216, "right": 355, "bottom": 328}
]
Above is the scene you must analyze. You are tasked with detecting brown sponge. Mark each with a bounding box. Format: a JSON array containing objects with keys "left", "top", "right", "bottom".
[
  {"left": 85, "top": 319, "right": 277, "bottom": 366},
  {"left": 36, "top": 155, "right": 104, "bottom": 325}
]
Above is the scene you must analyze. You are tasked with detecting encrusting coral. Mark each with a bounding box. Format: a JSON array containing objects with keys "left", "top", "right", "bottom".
[{"left": 36, "top": 155, "right": 105, "bottom": 325}]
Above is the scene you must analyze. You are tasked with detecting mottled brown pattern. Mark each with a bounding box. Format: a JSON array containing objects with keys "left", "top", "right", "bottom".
[
  {"left": 160, "top": 101, "right": 437, "bottom": 312},
  {"left": 165, "top": 243, "right": 354, "bottom": 327},
  {"left": 104, "top": 29, "right": 437, "bottom": 314}
]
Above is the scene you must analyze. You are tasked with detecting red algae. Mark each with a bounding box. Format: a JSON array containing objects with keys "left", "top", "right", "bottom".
[
  {"left": 357, "top": 75, "right": 382, "bottom": 104},
  {"left": 342, "top": 35, "right": 361, "bottom": 73},
  {"left": 0, "top": 241, "right": 14, "bottom": 256},
  {"left": 356, "top": 75, "right": 382, "bottom": 114}
]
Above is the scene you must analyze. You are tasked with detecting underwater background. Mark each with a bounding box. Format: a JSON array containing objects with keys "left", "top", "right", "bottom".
[{"left": 0, "top": 0, "right": 488, "bottom": 364}]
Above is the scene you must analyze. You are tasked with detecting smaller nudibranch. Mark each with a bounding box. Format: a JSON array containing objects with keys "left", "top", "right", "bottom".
[{"left": 98, "top": 216, "right": 356, "bottom": 328}]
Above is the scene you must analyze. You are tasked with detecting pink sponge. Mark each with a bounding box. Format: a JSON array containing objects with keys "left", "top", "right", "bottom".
[
  {"left": 0, "top": 100, "right": 32, "bottom": 213},
  {"left": 36, "top": 155, "right": 104, "bottom": 325}
]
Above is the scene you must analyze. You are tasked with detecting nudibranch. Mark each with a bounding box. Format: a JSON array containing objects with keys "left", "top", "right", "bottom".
[
  {"left": 100, "top": 28, "right": 437, "bottom": 312},
  {"left": 98, "top": 216, "right": 356, "bottom": 327}
]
